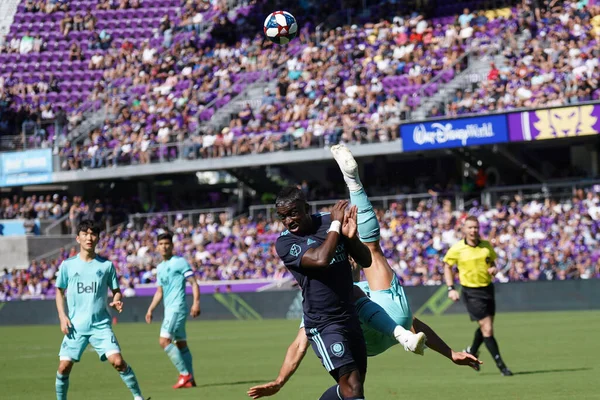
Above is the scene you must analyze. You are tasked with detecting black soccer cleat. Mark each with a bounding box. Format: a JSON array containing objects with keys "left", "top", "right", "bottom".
[{"left": 500, "top": 367, "right": 513, "bottom": 376}]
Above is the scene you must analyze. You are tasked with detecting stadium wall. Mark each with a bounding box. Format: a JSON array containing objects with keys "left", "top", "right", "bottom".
[{"left": 2, "top": 280, "right": 600, "bottom": 326}]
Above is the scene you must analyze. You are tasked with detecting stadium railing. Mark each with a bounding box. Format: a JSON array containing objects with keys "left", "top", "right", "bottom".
[
  {"left": 128, "top": 207, "right": 235, "bottom": 231},
  {"left": 480, "top": 179, "right": 600, "bottom": 206},
  {"left": 248, "top": 192, "right": 458, "bottom": 219}
]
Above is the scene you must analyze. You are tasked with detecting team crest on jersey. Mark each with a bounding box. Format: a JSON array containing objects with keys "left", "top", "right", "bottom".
[
  {"left": 96, "top": 270, "right": 103, "bottom": 278},
  {"left": 331, "top": 342, "right": 345, "bottom": 357},
  {"left": 290, "top": 244, "right": 302, "bottom": 257},
  {"left": 307, "top": 238, "right": 316, "bottom": 246}
]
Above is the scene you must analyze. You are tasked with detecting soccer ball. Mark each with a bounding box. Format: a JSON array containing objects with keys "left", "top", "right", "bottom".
[{"left": 263, "top": 11, "right": 298, "bottom": 45}]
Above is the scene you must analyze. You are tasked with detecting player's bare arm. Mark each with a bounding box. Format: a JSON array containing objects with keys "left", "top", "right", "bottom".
[
  {"left": 444, "top": 263, "right": 460, "bottom": 302},
  {"left": 411, "top": 318, "right": 482, "bottom": 370},
  {"left": 55, "top": 288, "right": 72, "bottom": 335},
  {"left": 297, "top": 200, "right": 348, "bottom": 268},
  {"left": 145, "top": 286, "right": 163, "bottom": 323},
  {"left": 342, "top": 206, "right": 372, "bottom": 268},
  {"left": 247, "top": 328, "right": 309, "bottom": 399},
  {"left": 188, "top": 276, "right": 201, "bottom": 318},
  {"left": 109, "top": 288, "right": 124, "bottom": 313}
]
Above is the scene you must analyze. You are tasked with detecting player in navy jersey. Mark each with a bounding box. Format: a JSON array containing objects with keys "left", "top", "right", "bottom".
[{"left": 275, "top": 189, "right": 372, "bottom": 400}]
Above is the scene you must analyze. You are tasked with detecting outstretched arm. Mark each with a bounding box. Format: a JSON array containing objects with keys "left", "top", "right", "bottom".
[
  {"left": 247, "top": 328, "right": 310, "bottom": 399},
  {"left": 412, "top": 317, "right": 482, "bottom": 370}
]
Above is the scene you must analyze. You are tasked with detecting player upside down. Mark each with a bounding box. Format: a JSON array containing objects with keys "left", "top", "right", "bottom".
[{"left": 248, "top": 145, "right": 481, "bottom": 399}]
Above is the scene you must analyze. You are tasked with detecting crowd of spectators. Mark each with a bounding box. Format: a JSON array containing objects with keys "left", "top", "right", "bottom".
[
  {"left": 55, "top": 5, "right": 519, "bottom": 168},
  {"left": 3, "top": 188, "right": 600, "bottom": 301},
  {"left": 432, "top": 1, "right": 600, "bottom": 117}
]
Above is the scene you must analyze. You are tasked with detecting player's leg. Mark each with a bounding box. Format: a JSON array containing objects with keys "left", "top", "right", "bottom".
[
  {"left": 90, "top": 327, "right": 146, "bottom": 399},
  {"left": 175, "top": 339, "right": 196, "bottom": 386},
  {"left": 56, "top": 360, "right": 73, "bottom": 400},
  {"left": 466, "top": 327, "right": 484, "bottom": 358},
  {"left": 160, "top": 310, "right": 193, "bottom": 388},
  {"left": 307, "top": 324, "right": 366, "bottom": 399},
  {"left": 479, "top": 315, "right": 512, "bottom": 376},
  {"left": 465, "top": 286, "right": 512, "bottom": 376},
  {"left": 330, "top": 144, "right": 394, "bottom": 290},
  {"left": 56, "top": 331, "right": 89, "bottom": 400}
]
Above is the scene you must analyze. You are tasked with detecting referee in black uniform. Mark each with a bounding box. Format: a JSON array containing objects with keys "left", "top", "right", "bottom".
[{"left": 443, "top": 216, "right": 513, "bottom": 376}]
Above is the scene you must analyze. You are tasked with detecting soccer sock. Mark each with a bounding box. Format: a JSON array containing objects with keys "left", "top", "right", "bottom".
[
  {"left": 118, "top": 365, "right": 143, "bottom": 399},
  {"left": 471, "top": 328, "right": 484, "bottom": 354},
  {"left": 349, "top": 188, "right": 380, "bottom": 243},
  {"left": 319, "top": 385, "right": 342, "bottom": 400},
  {"left": 164, "top": 343, "right": 190, "bottom": 375},
  {"left": 55, "top": 372, "right": 69, "bottom": 400},
  {"left": 179, "top": 346, "right": 194, "bottom": 377},
  {"left": 355, "top": 296, "right": 399, "bottom": 338},
  {"left": 483, "top": 336, "right": 506, "bottom": 368}
]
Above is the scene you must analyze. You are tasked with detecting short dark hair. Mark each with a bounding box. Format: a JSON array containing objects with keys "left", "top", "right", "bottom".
[
  {"left": 465, "top": 215, "right": 479, "bottom": 224},
  {"left": 275, "top": 186, "right": 306, "bottom": 208},
  {"left": 157, "top": 231, "right": 173, "bottom": 243},
  {"left": 77, "top": 219, "right": 100, "bottom": 235}
]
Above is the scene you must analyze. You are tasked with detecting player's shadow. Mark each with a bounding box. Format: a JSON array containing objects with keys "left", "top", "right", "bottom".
[
  {"left": 513, "top": 367, "right": 591, "bottom": 376},
  {"left": 480, "top": 367, "right": 591, "bottom": 376},
  {"left": 195, "top": 379, "right": 270, "bottom": 388}
]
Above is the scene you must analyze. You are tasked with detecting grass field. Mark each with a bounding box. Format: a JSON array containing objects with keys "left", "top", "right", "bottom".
[{"left": 2, "top": 311, "right": 599, "bottom": 399}]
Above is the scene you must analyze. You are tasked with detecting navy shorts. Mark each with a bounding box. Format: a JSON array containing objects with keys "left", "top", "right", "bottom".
[{"left": 306, "top": 321, "right": 367, "bottom": 381}]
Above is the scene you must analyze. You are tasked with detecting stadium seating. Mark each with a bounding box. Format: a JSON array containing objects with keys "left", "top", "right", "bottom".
[
  {"left": 3, "top": 191, "right": 600, "bottom": 301},
  {"left": 432, "top": 2, "right": 600, "bottom": 117}
]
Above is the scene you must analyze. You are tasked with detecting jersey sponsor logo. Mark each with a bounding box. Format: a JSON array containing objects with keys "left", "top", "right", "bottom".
[
  {"left": 96, "top": 269, "right": 104, "bottom": 278},
  {"left": 77, "top": 282, "right": 98, "bottom": 294},
  {"left": 290, "top": 244, "right": 302, "bottom": 257},
  {"left": 307, "top": 238, "right": 316, "bottom": 246},
  {"left": 331, "top": 342, "right": 345, "bottom": 357}
]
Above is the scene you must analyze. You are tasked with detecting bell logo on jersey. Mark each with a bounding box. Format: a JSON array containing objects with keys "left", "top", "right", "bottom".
[{"left": 77, "top": 282, "right": 98, "bottom": 294}]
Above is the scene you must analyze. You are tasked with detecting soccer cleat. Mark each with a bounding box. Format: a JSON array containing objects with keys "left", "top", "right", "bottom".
[
  {"left": 191, "top": 379, "right": 197, "bottom": 387},
  {"left": 330, "top": 144, "right": 359, "bottom": 181},
  {"left": 397, "top": 331, "right": 427, "bottom": 355},
  {"left": 500, "top": 367, "right": 513, "bottom": 376},
  {"left": 464, "top": 346, "right": 479, "bottom": 358},
  {"left": 172, "top": 374, "right": 194, "bottom": 389}
]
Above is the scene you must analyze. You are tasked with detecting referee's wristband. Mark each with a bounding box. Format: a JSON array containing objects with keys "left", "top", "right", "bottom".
[
  {"left": 447, "top": 285, "right": 455, "bottom": 291},
  {"left": 329, "top": 220, "right": 341, "bottom": 234}
]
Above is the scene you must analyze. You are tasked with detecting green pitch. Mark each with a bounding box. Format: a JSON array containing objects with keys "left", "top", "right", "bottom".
[{"left": 2, "top": 311, "right": 599, "bottom": 399}]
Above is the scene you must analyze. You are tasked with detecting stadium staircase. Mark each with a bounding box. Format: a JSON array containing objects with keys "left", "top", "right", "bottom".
[
  {"left": 410, "top": 50, "right": 506, "bottom": 121},
  {"left": 0, "top": 0, "right": 19, "bottom": 45}
]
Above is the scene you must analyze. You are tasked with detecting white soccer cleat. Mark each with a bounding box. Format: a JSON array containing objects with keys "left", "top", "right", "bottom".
[
  {"left": 330, "top": 144, "right": 359, "bottom": 180},
  {"left": 397, "top": 331, "right": 427, "bottom": 356},
  {"left": 330, "top": 144, "right": 362, "bottom": 192}
]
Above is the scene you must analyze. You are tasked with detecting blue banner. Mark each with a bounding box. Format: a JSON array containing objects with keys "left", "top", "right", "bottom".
[
  {"left": 401, "top": 114, "right": 509, "bottom": 152},
  {"left": 0, "top": 149, "right": 53, "bottom": 187}
]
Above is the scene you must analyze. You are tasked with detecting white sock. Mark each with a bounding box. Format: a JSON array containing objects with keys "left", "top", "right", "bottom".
[
  {"left": 393, "top": 325, "right": 412, "bottom": 341},
  {"left": 344, "top": 174, "right": 363, "bottom": 193}
]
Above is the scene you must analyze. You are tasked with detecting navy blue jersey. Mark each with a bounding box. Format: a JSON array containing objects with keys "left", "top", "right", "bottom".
[{"left": 275, "top": 213, "right": 356, "bottom": 329}]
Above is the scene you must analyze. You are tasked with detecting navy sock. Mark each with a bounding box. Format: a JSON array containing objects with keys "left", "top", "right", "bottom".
[
  {"left": 471, "top": 328, "right": 484, "bottom": 354},
  {"left": 319, "top": 385, "right": 342, "bottom": 400}
]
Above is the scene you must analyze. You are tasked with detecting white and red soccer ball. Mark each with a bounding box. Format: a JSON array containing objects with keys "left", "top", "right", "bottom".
[{"left": 263, "top": 11, "right": 298, "bottom": 45}]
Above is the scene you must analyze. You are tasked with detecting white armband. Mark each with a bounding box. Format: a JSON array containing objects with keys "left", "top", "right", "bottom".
[{"left": 329, "top": 220, "right": 341, "bottom": 234}]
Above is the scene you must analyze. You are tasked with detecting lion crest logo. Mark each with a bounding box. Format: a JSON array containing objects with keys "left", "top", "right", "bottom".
[{"left": 534, "top": 105, "right": 598, "bottom": 140}]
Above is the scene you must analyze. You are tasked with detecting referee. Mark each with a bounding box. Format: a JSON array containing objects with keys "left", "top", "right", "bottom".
[{"left": 443, "top": 216, "right": 513, "bottom": 376}]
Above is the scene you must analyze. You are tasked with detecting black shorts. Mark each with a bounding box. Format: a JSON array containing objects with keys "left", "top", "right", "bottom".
[
  {"left": 462, "top": 284, "right": 495, "bottom": 321},
  {"left": 305, "top": 321, "right": 367, "bottom": 382}
]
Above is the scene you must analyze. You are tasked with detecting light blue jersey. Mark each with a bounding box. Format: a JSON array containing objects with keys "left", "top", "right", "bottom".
[
  {"left": 157, "top": 256, "right": 194, "bottom": 341},
  {"left": 56, "top": 255, "right": 119, "bottom": 335},
  {"left": 157, "top": 256, "right": 194, "bottom": 312}
]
